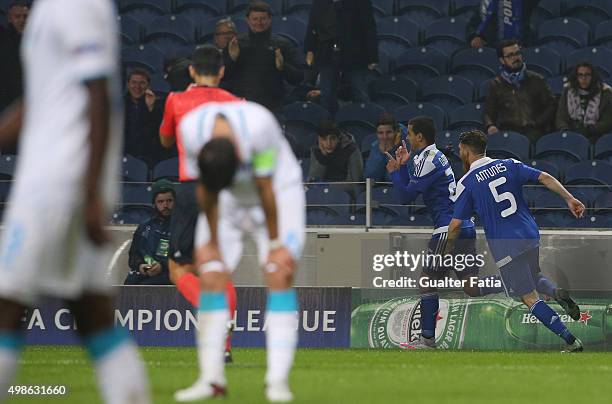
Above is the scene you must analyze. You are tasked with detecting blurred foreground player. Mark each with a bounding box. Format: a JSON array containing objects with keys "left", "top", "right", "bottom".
[
  {"left": 174, "top": 101, "right": 305, "bottom": 402},
  {"left": 159, "top": 45, "right": 239, "bottom": 361},
  {"left": 0, "top": 0, "right": 150, "bottom": 402},
  {"left": 447, "top": 130, "right": 584, "bottom": 352}
]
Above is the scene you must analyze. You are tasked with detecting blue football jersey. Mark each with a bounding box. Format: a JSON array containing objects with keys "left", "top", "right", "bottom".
[
  {"left": 452, "top": 157, "right": 542, "bottom": 263},
  {"left": 390, "top": 144, "right": 468, "bottom": 229}
]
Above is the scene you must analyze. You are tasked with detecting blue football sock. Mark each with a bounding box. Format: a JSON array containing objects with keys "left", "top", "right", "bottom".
[
  {"left": 420, "top": 293, "right": 438, "bottom": 339},
  {"left": 530, "top": 300, "right": 575, "bottom": 344},
  {"left": 534, "top": 274, "right": 557, "bottom": 297},
  {"left": 478, "top": 275, "right": 505, "bottom": 296}
]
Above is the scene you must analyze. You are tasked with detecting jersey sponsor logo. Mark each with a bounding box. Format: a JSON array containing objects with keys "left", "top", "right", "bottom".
[{"left": 522, "top": 313, "right": 575, "bottom": 324}]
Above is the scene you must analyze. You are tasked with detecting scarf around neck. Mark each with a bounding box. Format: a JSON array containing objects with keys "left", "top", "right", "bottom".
[
  {"left": 567, "top": 87, "right": 601, "bottom": 126},
  {"left": 500, "top": 63, "right": 526, "bottom": 88}
]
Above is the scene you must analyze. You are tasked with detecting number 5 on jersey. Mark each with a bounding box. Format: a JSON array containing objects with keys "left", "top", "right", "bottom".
[{"left": 488, "top": 177, "right": 517, "bottom": 217}]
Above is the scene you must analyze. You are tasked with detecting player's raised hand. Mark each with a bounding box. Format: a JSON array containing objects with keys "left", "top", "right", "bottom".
[
  {"left": 85, "top": 196, "right": 110, "bottom": 246},
  {"left": 228, "top": 37, "right": 240, "bottom": 61},
  {"left": 275, "top": 48, "right": 284, "bottom": 71},
  {"left": 144, "top": 89, "right": 156, "bottom": 112},
  {"left": 385, "top": 152, "right": 399, "bottom": 173},
  {"left": 567, "top": 197, "right": 585, "bottom": 218},
  {"left": 395, "top": 140, "right": 411, "bottom": 165}
]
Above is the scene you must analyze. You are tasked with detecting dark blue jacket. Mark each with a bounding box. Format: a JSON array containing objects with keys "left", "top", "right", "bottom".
[
  {"left": 124, "top": 214, "right": 172, "bottom": 285},
  {"left": 364, "top": 124, "right": 408, "bottom": 183}
]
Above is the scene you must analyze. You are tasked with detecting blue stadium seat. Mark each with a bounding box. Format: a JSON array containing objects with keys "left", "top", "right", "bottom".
[
  {"left": 394, "top": 103, "right": 446, "bottom": 130},
  {"left": 0, "top": 154, "right": 16, "bottom": 179},
  {"left": 563, "top": 1, "right": 612, "bottom": 31},
  {"left": 564, "top": 214, "right": 611, "bottom": 228},
  {"left": 150, "top": 72, "right": 170, "bottom": 96},
  {"left": 535, "top": 131, "right": 590, "bottom": 169},
  {"left": 447, "top": 103, "right": 484, "bottom": 131},
  {"left": 122, "top": 183, "right": 154, "bottom": 205},
  {"left": 525, "top": 159, "right": 561, "bottom": 179},
  {"left": 421, "top": 75, "right": 474, "bottom": 110},
  {"left": 525, "top": 186, "right": 566, "bottom": 211},
  {"left": 112, "top": 206, "right": 155, "bottom": 225},
  {"left": 306, "top": 186, "right": 352, "bottom": 210},
  {"left": 593, "top": 191, "right": 612, "bottom": 214},
  {"left": 565, "top": 160, "right": 612, "bottom": 186},
  {"left": 371, "top": 0, "right": 395, "bottom": 17},
  {"left": 295, "top": 132, "right": 318, "bottom": 159},
  {"left": 423, "top": 17, "right": 468, "bottom": 57},
  {"left": 368, "top": 75, "right": 419, "bottom": 103},
  {"left": 152, "top": 157, "right": 179, "bottom": 181},
  {"left": 307, "top": 206, "right": 340, "bottom": 226},
  {"left": 394, "top": 47, "right": 449, "bottom": 83},
  {"left": 119, "top": 0, "right": 172, "bottom": 24},
  {"left": 594, "top": 20, "right": 612, "bottom": 48},
  {"left": 451, "top": 0, "right": 479, "bottom": 19},
  {"left": 377, "top": 41, "right": 411, "bottom": 61},
  {"left": 175, "top": 0, "right": 226, "bottom": 18},
  {"left": 285, "top": 0, "right": 312, "bottom": 22},
  {"left": 533, "top": 212, "right": 573, "bottom": 228},
  {"left": 594, "top": 133, "right": 612, "bottom": 162},
  {"left": 477, "top": 78, "right": 492, "bottom": 101},
  {"left": 450, "top": 47, "right": 497, "bottom": 85},
  {"left": 122, "top": 155, "right": 150, "bottom": 183},
  {"left": 435, "top": 130, "right": 461, "bottom": 156},
  {"left": 300, "top": 158, "right": 310, "bottom": 181},
  {"left": 546, "top": 75, "right": 567, "bottom": 96},
  {"left": 390, "top": 213, "right": 433, "bottom": 227},
  {"left": 336, "top": 103, "right": 385, "bottom": 143},
  {"left": 144, "top": 15, "right": 196, "bottom": 54},
  {"left": 522, "top": 47, "right": 562, "bottom": 78},
  {"left": 196, "top": 17, "right": 219, "bottom": 43},
  {"left": 230, "top": 0, "right": 283, "bottom": 15},
  {"left": 565, "top": 47, "right": 612, "bottom": 78},
  {"left": 370, "top": 94, "right": 411, "bottom": 112},
  {"left": 272, "top": 16, "right": 307, "bottom": 47},
  {"left": 376, "top": 16, "right": 420, "bottom": 48},
  {"left": 374, "top": 50, "right": 391, "bottom": 76},
  {"left": 119, "top": 15, "right": 143, "bottom": 45},
  {"left": 122, "top": 45, "right": 166, "bottom": 74},
  {"left": 530, "top": 0, "right": 563, "bottom": 27},
  {"left": 397, "top": 0, "right": 450, "bottom": 25},
  {"left": 486, "top": 131, "right": 530, "bottom": 161},
  {"left": 281, "top": 101, "right": 330, "bottom": 138},
  {"left": 536, "top": 18, "right": 590, "bottom": 55},
  {"left": 360, "top": 134, "right": 377, "bottom": 159},
  {"left": 372, "top": 185, "right": 402, "bottom": 205}
]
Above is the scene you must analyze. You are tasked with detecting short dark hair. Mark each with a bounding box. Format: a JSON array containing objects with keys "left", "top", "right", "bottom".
[
  {"left": 497, "top": 39, "right": 521, "bottom": 58},
  {"left": 198, "top": 137, "right": 239, "bottom": 193},
  {"left": 408, "top": 116, "right": 436, "bottom": 144},
  {"left": 191, "top": 45, "right": 224, "bottom": 76},
  {"left": 377, "top": 112, "right": 399, "bottom": 131},
  {"left": 459, "top": 130, "right": 487, "bottom": 155},
  {"left": 127, "top": 68, "right": 150, "bottom": 83},
  {"left": 9, "top": 1, "right": 28, "bottom": 10},
  {"left": 246, "top": 1, "right": 272, "bottom": 16},
  {"left": 317, "top": 120, "right": 341, "bottom": 138},
  {"left": 165, "top": 57, "right": 193, "bottom": 91}
]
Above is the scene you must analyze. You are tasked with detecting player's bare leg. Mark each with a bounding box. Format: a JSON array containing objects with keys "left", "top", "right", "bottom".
[
  {"left": 69, "top": 293, "right": 150, "bottom": 404},
  {"left": 174, "top": 265, "right": 230, "bottom": 401},
  {"left": 264, "top": 259, "right": 298, "bottom": 402},
  {"left": 0, "top": 298, "right": 26, "bottom": 401}
]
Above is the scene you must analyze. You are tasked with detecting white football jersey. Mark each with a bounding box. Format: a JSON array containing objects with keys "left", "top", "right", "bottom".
[
  {"left": 17, "top": 0, "right": 122, "bottom": 208},
  {"left": 179, "top": 101, "right": 302, "bottom": 206}
]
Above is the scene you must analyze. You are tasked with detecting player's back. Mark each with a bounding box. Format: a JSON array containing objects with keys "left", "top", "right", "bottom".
[
  {"left": 18, "top": 0, "right": 121, "bottom": 204},
  {"left": 455, "top": 157, "right": 541, "bottom": 260}
]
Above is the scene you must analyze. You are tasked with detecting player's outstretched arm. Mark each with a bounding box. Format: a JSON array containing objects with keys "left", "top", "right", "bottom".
[
  {"left": 84, "top": 78, "right": 111, "bottom": 246},
  {"left": 538, "top": 172, "right": 585, "bottom": 218},
  {"left": 0, "top": 99, "right": 23, "bottom": 148}
]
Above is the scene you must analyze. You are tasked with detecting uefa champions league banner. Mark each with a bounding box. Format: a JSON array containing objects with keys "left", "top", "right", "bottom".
[{"left": 23, "top": 287, "right": 352, "bottom": 348}]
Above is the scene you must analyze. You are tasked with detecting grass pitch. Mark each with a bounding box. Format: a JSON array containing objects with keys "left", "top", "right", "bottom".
[{"left": 8, "top": 346, "right": 612, "bottom": 403}]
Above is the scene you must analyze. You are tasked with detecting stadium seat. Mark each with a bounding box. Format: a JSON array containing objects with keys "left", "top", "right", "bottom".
[
  {"left": 122, "top": 45, "right": 166, "bottom": 74},
  {"left": 368, "top": 75, "right": 419, "bottom": 103},
  {"left": 535, "top": 131, "right": 590, "bottom": 169},
  {"left": 376, "top": 16, "right": 420, "bottom": 49},
  {"left": 563, "top": 1, "right": 612, "bottom": 31},
  {"left": 306, "top": 186, "right": 352, "bottom": 210},
  {"left": 122, "top": 183, "right": 154, "bottom": 205},
  {"left": 525, "top": 186, "right": 566, "bottom": 212},
  {"left": 536, "top": 18, "right": 590, "bottom": 55},
  {"left": 143, "top": 15, "right": 196, "bottom": 55},
  {"left": 152, "top": 157, "right": 179, "bottom": 181},
  {"left": 390, "top": 213, "right": 433, "bottom": 227},
  {"left": 447, "top": 103, "right": 484, "bottom": 131},
  {"left": 150, "top": 73, "right": 171, "bottom": 96},
  {"left": 394, "top": 103, "right": 446, "bottom": 130},
  {"left": 394, "top": 47, "right": 449, "bottom": 83},
  {"left": 451, "top": 0, "right": 479, "bottom": 19},
  {"left": 396, "top": 0, "right": 450, "bottom": 25},
  {"left": 435, "top": 130, "right": 461, "bottom": 155},
  {"left": 370, "top": 94, "right": 411, "bottom": 112},
  {"left": 285, "top": 0, "right": 312, "bottom": 22},
  {"left": 122, "top": 155, "right": 150, "bottom": 183},
  {"left": 307, "top": 206, "right": 340, "bottom": 226},
  {"left": 119, "top": 15, "right": 143, "bottom": 45},
  {"left": 371, "top": 0, "right": 395, "bottom": 17},
  {"left": 565, "top": 160, "right": 612, "bottom": 186},
  {"left": 423, "top": 17, "right": 468, "bottom": 57},
  {"left": 533, "top": 211, "right": 573, "bottom": 228},
  {"left": 281, "top": 101, "right": 330, "bottom": 138},
  {"left": 525, "top": 159, "right": 561, "bottom": 179},
  {"left": 295, "top": 133, "right": 318, "bottom": 160},
  {"left": 546, "top": 75, "right": 567, "bottom": 96},
  {"left": 119, "top": 0, "right": 172, "bottom": 24},
  {"left": 112, "top": 206, "right": 155, "bottom": 225},
  {"left": 300, "top": 158, "right": 310, "bottom": 181},
  {"left": 421, "top": 75, "right": 474, "bottom": 110},
  {"left": 230, "top": 0, "right": 283, "bottom": 15},
  {"left": 593, "top": 191, "right": 612, "bottom": 214},
  {"left": 0, "top": 154, "right": 16, "bottom": 179},
  {"left": 336, "top": 103, "right": 385, "bottom": 143},
  {"left": 486, "top": 131, "right": 530, "bottom": 161},
  {"left": 477, "top": 78, "right": 492, "bottom": 101},
  {"left": 594, "top": 20, "right": 612, "bottom": 48},
  {"left": 272, "top": 16, "right": 307, "bottom": 47},
  {"left": 450, "top": 47, "right": 498, "bottom": 85},
  {"left": 565, "top": 47, "right": 612, "bottom": 78},
  {"left": 594, "top": 133, "right": 612, "bottom": 162},
  {"left": 522, "top": 47, "right": 562, "bottom": 78},
  {"left": 372, "top": 185, "right": 402, "bottom": 206},
  {"left": 174, "top": 0, "right": 226, "bottom": 19},
  {"left": 530, "top": 0, "right": 563, "bottom": 29}
]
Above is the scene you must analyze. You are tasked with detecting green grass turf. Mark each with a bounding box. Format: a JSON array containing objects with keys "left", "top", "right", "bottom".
[{"left": 7, "top": 346, "right": 612, "bottom": 403}]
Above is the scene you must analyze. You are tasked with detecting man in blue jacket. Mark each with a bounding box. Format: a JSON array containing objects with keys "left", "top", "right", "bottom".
[
  {"left": 125, "top": 180, "right": 175, "bottom": 285},
  {"left": 364, "top": 112, "right": 407, "bottom": 183}
]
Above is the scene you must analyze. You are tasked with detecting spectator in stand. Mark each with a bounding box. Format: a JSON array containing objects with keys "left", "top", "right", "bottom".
[
  {"left": 364, "top": 113, "right": 408, "bottom": 182},
  {"left": 124, "top": 180, "right": 175, "bottom": 285},
  {"left": 0, "top": 1, "right": 28, "bottom": 114},
  {"left": 308, "top": 120, "right": 363, "bottom": 183},
  {"left": 213, "top": 18, "right": 237, "bottom": 92},
  {"left": 484, "top": 39, "right": 555, "bottom": 142},
  {"left": 124, "top": 68, "right": 171, "bottom": 165},
  {"left": 305, "top": 0, "right": 378, "bottom": 116},
  {"left": 223, "top": 1, "right": 303, "bottom": 111},
  {"left": 556, "top": 62, "right": 612, "bottom": 143},
  {"left": 467, "top": 0, "right": 541, "bottom": 48}
]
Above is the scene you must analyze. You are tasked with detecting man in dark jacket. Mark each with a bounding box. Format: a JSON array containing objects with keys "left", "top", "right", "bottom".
[
  {"left": 467, "top": 0, "right": 541, "bottom": 48},
  {"left": 484, "top": 39, "right": 555, "bottom": 141},
  {"left": 224, "top": 1, "right": 303, "bottom": 111},
  {"left": 125, "top": 180, "right": 175, "bottom": 285},
  {"left": 305, "top": 0, "right": 378, "bottom": 116},
  {"left": 0, "top": 1, "right": 28, "bottom": 122}
]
